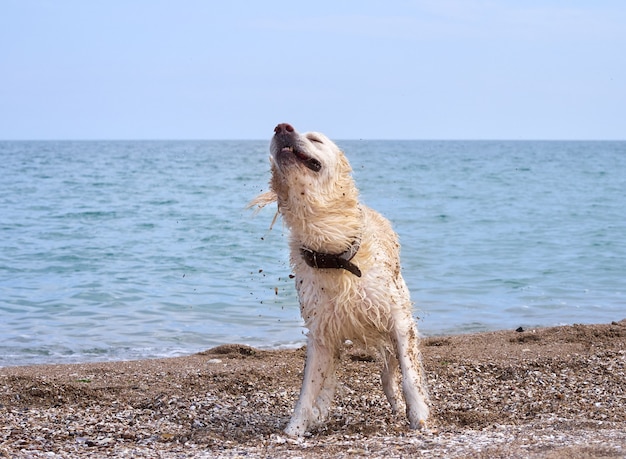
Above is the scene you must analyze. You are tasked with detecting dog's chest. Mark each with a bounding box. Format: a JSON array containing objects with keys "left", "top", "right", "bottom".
[{"left": 295, "top": 271, "right": 394, "bottom": 342}]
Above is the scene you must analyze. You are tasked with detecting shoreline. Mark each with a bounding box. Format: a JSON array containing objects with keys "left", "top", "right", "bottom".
[{"left": 1, "top": 320, "right": 625, "bottom": 458}]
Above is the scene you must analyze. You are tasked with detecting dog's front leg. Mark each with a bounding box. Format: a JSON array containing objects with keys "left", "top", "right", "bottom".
[{"left": 285, "top": 340, "right": 336, "bottom": 437}]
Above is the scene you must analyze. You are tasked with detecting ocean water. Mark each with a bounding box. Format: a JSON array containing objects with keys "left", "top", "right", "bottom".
[{"left": 1, "top": 140, "right": 625, "bottom": 367}]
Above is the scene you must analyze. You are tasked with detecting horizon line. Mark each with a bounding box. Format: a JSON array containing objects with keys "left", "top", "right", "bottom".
[{"left": 1, "top": 137, "right": 625, "bottom": 142}]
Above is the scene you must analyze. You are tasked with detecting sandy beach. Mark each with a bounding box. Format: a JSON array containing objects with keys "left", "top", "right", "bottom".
[{"left": 1, "top": 320, "right": 625, "bottom": 458}]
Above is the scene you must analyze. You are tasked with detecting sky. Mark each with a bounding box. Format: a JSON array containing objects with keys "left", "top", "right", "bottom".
[{"left": 1, "top": 1, "right": 625, "bottom": 140}]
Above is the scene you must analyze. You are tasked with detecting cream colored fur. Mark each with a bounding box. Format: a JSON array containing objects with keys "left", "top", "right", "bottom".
[{"left": 250, "top": 124, "right": 429, "bottom": 436}]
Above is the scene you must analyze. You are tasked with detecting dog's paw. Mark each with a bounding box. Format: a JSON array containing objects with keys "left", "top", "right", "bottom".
[
  {"left": 406, "top": 399, "right": 430, "bottom": 430},
  {"left": 408, "top": 419, "right": 437, "bottom": 436},
  {"left": 284, "top": 419, "right": 308, "bottom": 438},
  {"left": 271, "top": 433, "right": 304, "bottom": 445},
  {"left": 388, "top": 399, "right": 407, "bottom": 416},
  {"left": 408, "top": 418, "right": 432, "bottom": 434}
]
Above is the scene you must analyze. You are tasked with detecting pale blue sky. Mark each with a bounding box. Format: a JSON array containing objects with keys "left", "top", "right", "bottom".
[{"left": 1, "top": 1, "right": 624, "bottom": 140}]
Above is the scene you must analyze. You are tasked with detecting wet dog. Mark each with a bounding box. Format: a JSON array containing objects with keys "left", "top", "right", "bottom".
[{"left": 250, "top": 123, "right": 429, "bottom": 436}]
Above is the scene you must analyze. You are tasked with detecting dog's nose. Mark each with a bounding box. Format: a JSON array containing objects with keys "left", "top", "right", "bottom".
[{"left": 274, "top": 123, "right": 295, "bottom": 135}]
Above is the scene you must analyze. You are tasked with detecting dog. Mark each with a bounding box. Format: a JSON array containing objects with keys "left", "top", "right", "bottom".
[{"left": 250, "top": 123, "right": 429, "bottom": 436}]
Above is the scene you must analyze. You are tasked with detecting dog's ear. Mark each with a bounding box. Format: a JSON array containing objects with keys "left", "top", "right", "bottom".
[
  {"left": 337, "top": 150, "right": 353, "bottom": 175},
  {"left": 247, "top": 191, "right": 277, "bottom": 213}
]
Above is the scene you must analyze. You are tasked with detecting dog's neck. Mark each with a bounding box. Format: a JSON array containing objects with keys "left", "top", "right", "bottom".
[
  {"left": 272, "top": 168, "right": 362, "bottom": 255},
  {"left": 283, "top": 202, "right": 362, "bottom": 252},
  {"left": 287, "top": 202, "right": 364, "bottom": 278},
  {"left": 285, "top": 207, "right": 360, "bottom": 254}
]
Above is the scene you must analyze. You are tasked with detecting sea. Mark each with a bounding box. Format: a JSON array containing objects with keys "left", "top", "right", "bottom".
[{"left": 1, "top": 140, "right": 625, "bottom": 367}]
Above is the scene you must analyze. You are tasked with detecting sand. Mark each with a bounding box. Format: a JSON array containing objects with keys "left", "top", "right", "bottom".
[{"left": 1, "top": 320, "right": 625, "bottom": 458}]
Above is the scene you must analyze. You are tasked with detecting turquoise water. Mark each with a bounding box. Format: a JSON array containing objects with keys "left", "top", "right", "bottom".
[{"left": 1, "top": 140, "right": 625, "bottom": 366}]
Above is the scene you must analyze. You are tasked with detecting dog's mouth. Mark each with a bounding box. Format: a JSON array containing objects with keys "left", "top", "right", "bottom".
[{"left": 279, "top": 146, "right": 322, "bottom": 172}]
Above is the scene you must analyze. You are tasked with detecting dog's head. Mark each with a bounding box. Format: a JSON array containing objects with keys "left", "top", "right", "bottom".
[
  {"left": 269, "top": 123, "right": 353, "bottom": 197},
  {"left": 249, "top": 123, "right": 361, "bottom": 251},
  {"left": 249, "top": 123, "right": 358, "bottom": 224}
]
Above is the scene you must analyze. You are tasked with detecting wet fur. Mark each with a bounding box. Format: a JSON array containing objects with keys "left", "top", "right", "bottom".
[{"left": 250, "top": 125, "right": 429, "bottom": 436}]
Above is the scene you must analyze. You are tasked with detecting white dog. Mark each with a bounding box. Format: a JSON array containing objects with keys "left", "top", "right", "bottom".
[{"left": 250, "top": 123, "right": 429, "bottom": 437}]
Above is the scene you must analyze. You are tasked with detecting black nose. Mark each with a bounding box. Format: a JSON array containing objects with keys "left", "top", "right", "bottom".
[{"left": 274, "top": 123, "right": 295, "bottom": 135}]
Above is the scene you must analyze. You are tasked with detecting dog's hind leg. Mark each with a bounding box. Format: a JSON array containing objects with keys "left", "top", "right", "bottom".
[
  {"left": 392, "top": 316, "right": 429, "bottom": 429},
  {"left": 285, "top": 340, "right": 337, "bottom": 437},
  {"left": 380, "top": 346, "right": 405, "bottom": 415}
]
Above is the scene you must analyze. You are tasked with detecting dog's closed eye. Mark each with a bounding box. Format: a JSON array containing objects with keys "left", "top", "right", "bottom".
[{"left": 307, "top": 135, "right": 323, "bottom": 144}]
